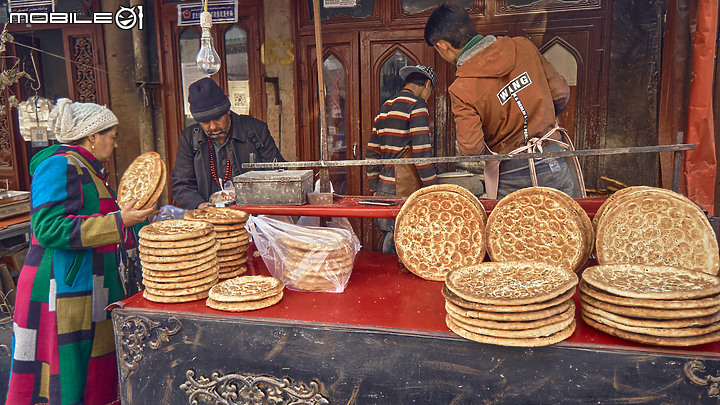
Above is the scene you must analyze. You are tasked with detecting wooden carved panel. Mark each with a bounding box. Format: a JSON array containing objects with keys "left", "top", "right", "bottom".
[
  {"left": 72, "top": 37, "right": 97, "bottom": 103},
  {"left": 496, "top": 0, "right": 601, "bottom": 15},
  {"left": 0, "top": 92, "right": 12, "bottom": 169}
]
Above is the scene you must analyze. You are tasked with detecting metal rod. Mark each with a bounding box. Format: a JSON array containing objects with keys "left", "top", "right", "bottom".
[
  {"left": 312, "top": 0, "right": 331, "bottom": 193},
  {"left": 242, "top": 144, "right": 696, "bottom": 169},
  {"left": 672, "top": 132, "right": 685, "bottom": 192}
]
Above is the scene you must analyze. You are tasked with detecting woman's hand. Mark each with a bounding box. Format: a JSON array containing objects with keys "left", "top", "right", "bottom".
[{"left": 121, "top": 198, "right": 157, "bottom": 227}]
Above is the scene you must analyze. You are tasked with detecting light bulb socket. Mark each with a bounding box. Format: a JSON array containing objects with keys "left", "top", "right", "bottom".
[{"left": 200, "top": 11, "right": 212, "bottom": 29}]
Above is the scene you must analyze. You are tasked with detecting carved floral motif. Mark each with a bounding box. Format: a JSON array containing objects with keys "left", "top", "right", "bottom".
[
  {"left": 684, "top": 360, "right": 720, "bottom": 398},
  {"left": 181, "top": 370, "right": 329, "bottom": 405},
  {"left": 115, "top": 315, "right": 182, "bottom": 380}
]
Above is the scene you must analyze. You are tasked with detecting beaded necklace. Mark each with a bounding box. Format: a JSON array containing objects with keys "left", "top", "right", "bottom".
[{"left": 207, "top": 125, "right": 233, "bottom": 187}]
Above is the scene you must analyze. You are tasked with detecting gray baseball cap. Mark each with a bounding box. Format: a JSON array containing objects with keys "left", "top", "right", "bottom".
[{"left": 399, "top": 64, "right": 437, "bottom": 87}]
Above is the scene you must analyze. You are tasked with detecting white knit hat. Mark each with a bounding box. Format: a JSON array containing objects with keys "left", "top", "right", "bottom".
[{"left": 48, "top": 98, "right": 119, "bottom": 143}]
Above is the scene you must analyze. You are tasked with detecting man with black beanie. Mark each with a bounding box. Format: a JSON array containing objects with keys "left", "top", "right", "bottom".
[{"left": 171, "top": 77, "right": 285, "bottom": 209}]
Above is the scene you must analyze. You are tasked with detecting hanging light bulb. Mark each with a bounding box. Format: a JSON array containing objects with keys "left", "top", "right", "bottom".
[{"left": 196, "top": 11, "right": 220, "bottom": 75}]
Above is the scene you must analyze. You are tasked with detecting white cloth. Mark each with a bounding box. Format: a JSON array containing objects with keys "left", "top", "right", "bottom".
[{"left": 48, "top": 98, "right": 118, "bottom": 143}]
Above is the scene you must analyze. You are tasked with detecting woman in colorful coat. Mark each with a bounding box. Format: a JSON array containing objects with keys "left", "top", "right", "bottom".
[{"left": 6, "top": 99, "right": 156, "bottom": 405}]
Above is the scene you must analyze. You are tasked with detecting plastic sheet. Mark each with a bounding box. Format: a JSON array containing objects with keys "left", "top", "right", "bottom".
[
  {"left": 246, "top": 215, "right": 361, "bottom": 293},
  {"left": 150, "top": 205, "right": 187, "bottom": 223}
]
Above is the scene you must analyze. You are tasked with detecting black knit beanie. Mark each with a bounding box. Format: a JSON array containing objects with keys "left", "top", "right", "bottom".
[{"left": 188, "top": 77, "right": 231, "bottom": 122}]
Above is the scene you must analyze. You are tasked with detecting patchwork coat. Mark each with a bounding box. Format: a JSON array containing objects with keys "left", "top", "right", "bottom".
[{"left": 7, "top": 144, "right": 126, "bottom": 405}]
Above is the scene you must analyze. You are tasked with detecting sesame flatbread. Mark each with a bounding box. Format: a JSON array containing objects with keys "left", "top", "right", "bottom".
[
  {"left": 139, "top": 219, "right": 214, "bottom": 242},
  {"left": 139, "top": 232, "right": 216, "bottom": 248},
  {"left": 394, "top": 184, "right": 487, "bottom": 281},
  {"left": 446, "top": 315, "right": 576, "bottom": 347},
  {"left": 117, "top": 151, "right": 165, "bottom": 210},
  {"left": 206, "top": 291, "right": 283, "bottom": 312},
  {"left": 137, "top": 238, "right": 216, "bottom": 256},
  {"left": 581, "top": 301, "right": 720, "bottom": 329},
  {"left": 208, "top": 275, "right": 284, "bottom": 302},
  {"left": 582, "top": 314, "right": 720, "bottom": 346},
  {"left": 445, "top": 261, "right": 578, "bottom": 305},
  {"left": 582, "top": 264, "right": 720, "bottom": 300},
  {"left": 184, "top": 206, "right": 249, "bottom": 224},
  {"left": 485, "top": 186, "right": 592, "bottom": 273},
  {"left": 143, "top": 289, "right": 209, "bottom": 303},
  {"left": 448, "top": 309, "right": 575, "bottom": 338},
  {"left": 579, "top": 280, "right": 720, "bottom": 309},
  {"left": 594, "top": 187, "right": 720, "bottom": 275},
  {"left": 444, "top": 298, "right": 572, "bottom": 322},
  {"left": 579, "top": 291, "right": 720, "bottom": 319},
  {"left": 442, "top": 284, "right": 575, "bottom": 313}
]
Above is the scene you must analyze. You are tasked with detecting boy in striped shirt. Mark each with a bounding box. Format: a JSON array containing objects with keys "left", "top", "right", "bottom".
[{"left": 366, "top": 64, "right": 439, "bottom": 254}]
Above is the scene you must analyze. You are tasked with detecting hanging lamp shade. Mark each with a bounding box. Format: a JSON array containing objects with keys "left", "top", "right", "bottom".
[{"left": 17, "top": 95, "right": 55, "bottom": 141}]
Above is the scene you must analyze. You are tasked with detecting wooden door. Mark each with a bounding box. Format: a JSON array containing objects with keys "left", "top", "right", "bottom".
[
  {"left": 358, "top": 29, "right": 439, "bottom": 251},
  {"left": 156, "top": 0, "right": 265, "bottom": 202}
]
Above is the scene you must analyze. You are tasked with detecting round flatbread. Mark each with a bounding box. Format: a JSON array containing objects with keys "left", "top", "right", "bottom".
[
  {"left": 117, "top": 151, "right": 165, "bottom": 209},
  {"left": 485, "top": 186, "right": 592, "bottom": 273},
  {"left": 446, "top": 315, "right": 576, "bottom": 347},
  {"left": 445, "top": 261, "right": 578, "bottom": 305},
  {"left": 139, "top": 219, "right": 214, "bottom": 242},
  {"left": 442, "top": 284, "right": 575, "bottom": 313},
  {"left": 139, "top": 232, "right": 217, "bottom": 249},
  {"left": 579, "top": 281, "right": 720, "bottom": 310},
  {"left": 581, "top": 301, "right": 720, "bottom": 329},
  {"left": 143, "top": 272, "right": 219, "bottom": 290},
  {"left": 143, "top": 289, "right": 209, "bottom": 303},
  {"left": 579, "top": 291, "right": 720, "bottom": 319},
  {"left": 448, "top": 308, "right": 575, "bottom": 338},
  {"left": 445, "top": 298, "right": 574, "bottom": 323},
  {"left": 594, "top": 187, "right": 720, "bottom": 275},
  {"left": 137, "top": 238, "right": 216, "bottom": 256},
  {"left": 394, "top": 184, "right": 487, "bottom": 281},
  {"left": 142, "top": 263, "right": 219, "bottom": 282},
  {"left": 184, "top": 207, "right": 249, "bottom": 224},
  {"left": 447, "top": 300, "right": 575, "bottom": 330},
  {"left": 582, "top": 314, "right": 720, "bottom": 346},
  {"left": 208, "top": 275, "right": 284, "bottom": 302},
  {"left": 139, "top": 241, "right": 219, "bottom": 263},
  {"left": 582, "top": 264, "right": 720, "bottom": 300},
  {"left": 140, "top": 255, "right": 216, "bottom": 272},
  {"left": 144, "top": 278, "right": 217, "bottom": 297},
  {"left": 206, "top": 291, "right": 283, "bottom": 312},
  {"left": 218, "top": 266, "right": 248, "bottom": 279}
]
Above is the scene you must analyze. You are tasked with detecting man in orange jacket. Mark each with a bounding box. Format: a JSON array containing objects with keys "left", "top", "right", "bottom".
[{"left": 424, "top": 5, "right": 582, "bottom": 199}]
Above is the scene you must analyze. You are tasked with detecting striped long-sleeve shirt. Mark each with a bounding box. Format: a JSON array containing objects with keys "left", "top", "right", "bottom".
[{"left": 366, "top": 90, "right": 438, "bottom": 193}]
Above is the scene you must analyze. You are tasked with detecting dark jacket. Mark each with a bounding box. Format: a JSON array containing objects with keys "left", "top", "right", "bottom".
[
  {"left": 171, "top": 112, "right": 285, "bottom": 209},
  {"left": 450, "top": 36, "right": 570, "bottom": 156}
]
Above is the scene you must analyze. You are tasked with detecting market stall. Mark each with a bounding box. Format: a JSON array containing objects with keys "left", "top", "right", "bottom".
[{"left": 111, "top": 199, "right": 720, "bottom": 404}]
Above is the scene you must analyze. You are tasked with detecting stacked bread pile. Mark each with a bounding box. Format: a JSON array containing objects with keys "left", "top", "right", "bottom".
[
  {"left": 593, "top": 186, "right": 719, "bottom": 275},
  {"left": 580, "top": 264, "right": 720, "bottom": 346},
  {"left": 278, "top": 227, "right": 356, "bottom": 292},
  {"left": 184, "top": 207, "right": 250, "bottom": 279},
  {"left": 206, "top": 275, "right": 284, "bottom": 311},
  {"left": 395, "top": 184, "right": 487, "bottom": 281},
  {"left": 485, "top": 187, "right": 594, "bottom": 273},
  {"left": 138, "top": 219, "right": 219, "bottom": 303},
  {"left": 116, "top": 151, "right": 166, "bottom": 210},
  {"left": 443, "top": 261, "right": 578, "bottom": 347}
]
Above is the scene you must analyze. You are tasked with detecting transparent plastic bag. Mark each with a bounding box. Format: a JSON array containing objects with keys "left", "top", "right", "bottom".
[
  {"left": 209, "top": 180, "right": 236, "bottom": 207},
  {"left": 246, "top": 215, "right": 361, "bottom": 293},
  {"left": 150, "top": 205, "right": 187, "bottom": 223}
]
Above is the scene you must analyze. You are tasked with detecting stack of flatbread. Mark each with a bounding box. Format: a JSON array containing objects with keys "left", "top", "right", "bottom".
[
  {"left": 485, "top": 186, "right": 594, "bottom": 273},
  {"left": 580, "top": 264, "right": 720, "bottom": 346},
  {"left": 394, "top": 184, "right": 487, "bottom": 281},
  {"left": 184, "top": 207, "right": 250, "bottom": 279},
  {"left": 138, "top": 219, "right": 219, "bottom": 303},
  {"left": 593, "top": 186, "right": 719, "bottom": 275},
  {"left": 444, "top": 261, "right": 578, "bottom": 347},
  {"left": 277, "top": 226, "right": 356, "bottom": 292},
  {"left": 117, "top": 151, "right": 166, "bottom": 210},
  {"left": 206, "top": 275, "right": 284, "bottom": 311}
]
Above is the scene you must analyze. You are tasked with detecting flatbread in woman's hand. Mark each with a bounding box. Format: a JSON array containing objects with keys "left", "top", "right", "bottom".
[{"left": 117, "top": 151, "right": 166, "bottom": 209}]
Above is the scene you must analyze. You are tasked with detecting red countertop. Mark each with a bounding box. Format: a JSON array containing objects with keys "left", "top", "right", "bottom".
[
  {"left": 232, "top": 195, "right": 608, "bottom": 219},
  {"left": 116, "top": 244, "right": 720, "bottom": 357}
]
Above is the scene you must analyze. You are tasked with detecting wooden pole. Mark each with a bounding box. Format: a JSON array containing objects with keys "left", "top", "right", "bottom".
[{"left": 312, "top": 0, "right": 331, "bottom": 194}]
